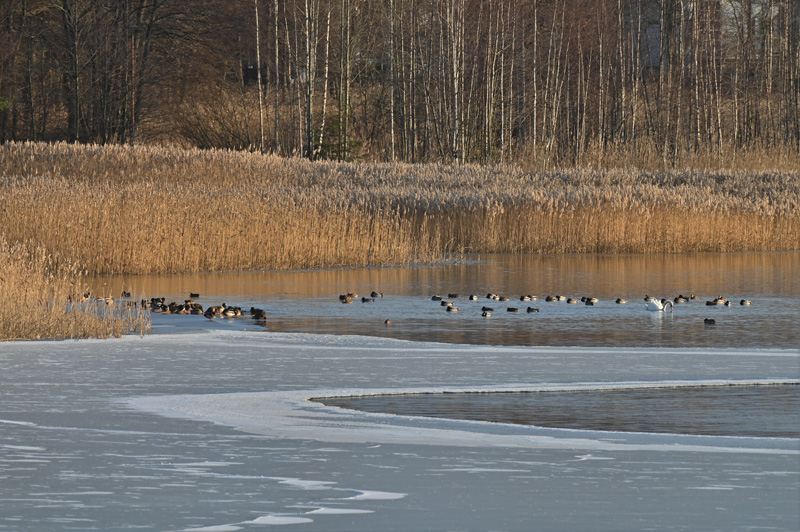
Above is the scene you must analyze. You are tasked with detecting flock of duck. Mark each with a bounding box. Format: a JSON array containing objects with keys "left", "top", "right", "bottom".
[
  {"left": 415, "top": 291, "right": 749, "bottom": 325},
  {"left": 80, "top": 292, "right": 270, "bottom": 322},
  {"left": 90, "top": 289, "right": 751, "bottom": 328},
  {"left": 147, "top": 296, "right": 269, "bottom": 322}
]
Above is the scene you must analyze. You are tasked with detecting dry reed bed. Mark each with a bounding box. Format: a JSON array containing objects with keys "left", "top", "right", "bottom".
[
  {"left": 0, "top": 238, "right": 150, "bottom": 341},
  {"left": 1, "top": 141, "right": 798, "bottom": 276}
]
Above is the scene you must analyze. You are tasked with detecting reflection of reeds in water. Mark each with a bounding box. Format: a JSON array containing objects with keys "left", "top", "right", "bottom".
[
  {"left": 1, "top": 142, "right": 799, "bottom": 278},
  {"left": 0, "top": 239, "right": 150, "bottom": 341}
]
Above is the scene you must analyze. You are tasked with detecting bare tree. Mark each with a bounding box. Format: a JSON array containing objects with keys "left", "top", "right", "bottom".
[{"left": 254, "top": 0, "right": 265, "bottom": 153}]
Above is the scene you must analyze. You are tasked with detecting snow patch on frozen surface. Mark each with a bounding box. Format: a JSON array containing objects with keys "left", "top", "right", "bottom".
[
  {"left": 245, "top": 515, "right": 314, "bottom": 525},
  {"left": 344, "top": 490, "right": 407, "bottom": 501},
  {"left": 305, "top": 507, "right": 374, "bottom": 514},
  {"left": 184, "top": 526, "right": 243, "bottom": 532}
]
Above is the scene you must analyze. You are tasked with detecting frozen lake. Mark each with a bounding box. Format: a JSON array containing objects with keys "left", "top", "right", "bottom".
[
  {"left": 1, "top": 332, "right": 798, "bottom": 531},
  {"left": 1, "top": 252, "right": 799, "bottom": 531}
]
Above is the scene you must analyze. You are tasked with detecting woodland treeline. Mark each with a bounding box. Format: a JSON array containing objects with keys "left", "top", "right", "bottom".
[{"left": 0, "top": 0, "right": 798, "bottom": 165}]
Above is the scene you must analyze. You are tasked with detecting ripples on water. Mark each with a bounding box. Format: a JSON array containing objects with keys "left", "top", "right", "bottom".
[
  {"left": 91, "top": 252, "right": 800, "bottom": 349},
  {"left": 319, "top": 385, "right": 800, "bottom": 438}
]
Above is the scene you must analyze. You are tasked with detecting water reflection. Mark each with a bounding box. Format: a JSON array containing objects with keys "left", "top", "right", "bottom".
[
  {"left": 319, "top": 385, "right": 800, "bottom": 438},
  {"left": 89, "top": 252, "right": 800, "bottom": 349}
]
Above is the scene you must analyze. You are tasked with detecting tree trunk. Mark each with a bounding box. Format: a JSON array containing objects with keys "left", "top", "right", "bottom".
[
  {"left": 254, "top": 0, "right": 265, "bottom": 153},
  {"left": 273, "top": 0, "right": 280, "bottom": 153},
  {"left": 316, "top": 4, "right": 331, "bottom": 157}
]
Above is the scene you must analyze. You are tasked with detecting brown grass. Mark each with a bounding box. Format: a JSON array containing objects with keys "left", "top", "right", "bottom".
[
  {"left": 0, "top": 238, "right": 150, "bottom": 341},
  {"left": 1, "top": 141, "right": 798, "bottom": 278}
]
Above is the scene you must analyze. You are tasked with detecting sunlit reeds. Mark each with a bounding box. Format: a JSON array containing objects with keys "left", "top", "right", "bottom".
[
  {"left": 0, "top": 238, "right": 150, "bottom": 341},
  {"left": 1, "top": 141, "right": 798, "bottom": 278}
]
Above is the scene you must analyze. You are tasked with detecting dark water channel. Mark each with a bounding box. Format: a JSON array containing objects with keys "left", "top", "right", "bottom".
[{"left": 319, "top": 384, "right": 800, "bottom": 438}]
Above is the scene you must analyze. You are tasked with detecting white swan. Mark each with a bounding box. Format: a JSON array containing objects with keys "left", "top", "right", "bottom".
[{"left": 646, "top": 298, "right": 674, "bottom": 312}]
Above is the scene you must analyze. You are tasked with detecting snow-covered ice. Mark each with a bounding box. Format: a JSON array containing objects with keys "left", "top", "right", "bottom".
[{"left": 1, "top": 329, "right": 798, "bottom": 531}]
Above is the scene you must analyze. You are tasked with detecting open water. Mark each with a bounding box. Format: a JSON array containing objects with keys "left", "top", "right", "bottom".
[
  {"left": 91, "top": 251, "right": 800, "bottom": 349},
  {"left": 320, "top": 384, "right": 800, "bottom": 438}
]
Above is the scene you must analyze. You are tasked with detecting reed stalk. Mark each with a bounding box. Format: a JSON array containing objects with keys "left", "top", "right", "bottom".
[{"left": 0, "top": 238, "right": 150, "bottom": 341}]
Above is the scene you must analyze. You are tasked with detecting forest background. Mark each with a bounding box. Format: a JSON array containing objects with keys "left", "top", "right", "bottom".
[{"left": 1, "top": 0, "right": 798, "bottom": 168}]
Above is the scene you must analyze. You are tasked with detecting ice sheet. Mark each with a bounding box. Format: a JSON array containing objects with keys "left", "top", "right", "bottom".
[{"left": 2, "top": 329, "right": 799, "bottom": 531}]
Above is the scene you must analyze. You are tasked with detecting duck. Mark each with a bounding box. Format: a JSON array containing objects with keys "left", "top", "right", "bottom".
[
  {"left": 469, "top": 295, "right": 478, "bottom": 301},
  {"left": 446, "top": 306, "right": 458, "bottom": 312},
  {"left": 526, "top": 307, "right": 540, "bottom": 313},
  {"left": 371, "top": 291, "right": 383, "bottom": 298},
  {"left": 482, "top": 306, "right": 494, "bottom": 312},
  {"left": 362, "top": 297, "right": 375, "bottom": 303},
  {"left": 481, "top": 311, "right": 491, "bottom": 317},
  {"left": 384, "top": 319, "right": 391, "bottom": 325},
  {"left": 431, "top": 295, "right": 443, "bottom": 301},
  {"left": 219, "top": 304, "right": 242, "bottom": 318},
  {"left": 740, "top": 299, "right": 751, "bottom": 305},
  {"left": 441, "top": 300, "right": 453, "bottom": 307},
  {"left": 545, "top": 295, "right": 556, "bottom": 302},
  {"left": 704, "top": 318, "right": 716, "bottom": 325},
  {"left": 250, "top": 307, "right": 267, "bottom": 320},
  {"left": 340, "top": 296, "right": 353, "bottom": 304},
  {"left": 566, "top": 298, "right": 578, "bottom": 304},
  {"left": 520, "top": 295, "right": 532, "bottom": 301},
  {"left": 121, "top": 290, "right": 132, "bottom": 298},
  {"left": 615, "top": 298, "right": 627, "bottom": 304},
  {"left": 189, "top": 292, "right": 200, "bottom": 298},
  {"left": 507, "top": 307, "right": 519, "bottom": 312},
  {"left": 447, "top": 293, "right": 459, "bottom": 299}
]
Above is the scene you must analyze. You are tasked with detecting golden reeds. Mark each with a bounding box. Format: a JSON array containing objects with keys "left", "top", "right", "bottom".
[
  {"left": 1, "top": 141, "right": 798, "bottom": 279},
  {"left": 0, "top": 238, "right": 150, "bottom": 341}
]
